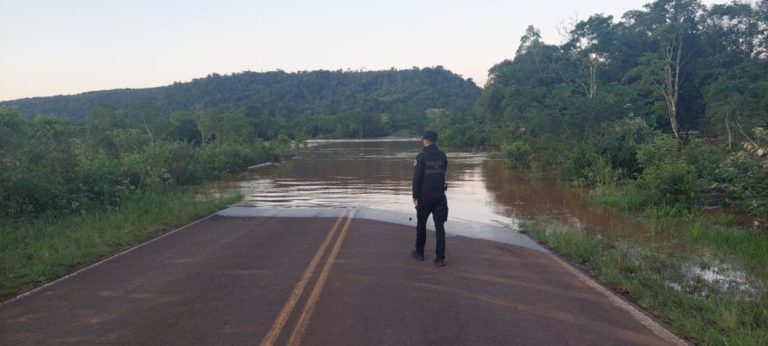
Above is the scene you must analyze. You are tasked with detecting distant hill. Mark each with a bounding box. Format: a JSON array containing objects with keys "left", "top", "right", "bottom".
[{"left": 0, "top": 67, "right": 481, "bottom": 128}]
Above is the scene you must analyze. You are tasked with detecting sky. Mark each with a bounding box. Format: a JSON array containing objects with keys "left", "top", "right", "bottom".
[{"left": 0, "top": 0, "right": 727, "bottom": 101}]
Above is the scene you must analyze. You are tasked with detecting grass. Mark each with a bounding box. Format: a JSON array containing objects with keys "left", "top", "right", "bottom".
[
  {"left": 592, "top": 182, "right": 650, "bottom": 212},
  {"left": 0, "top": 187, "right": 240, "bottom": 300},
  {"left": 594, "top": 182, "right": 768, "bottom": 275},
  {"left": 665, "top": 218, "right": 768, "bottom": 274},
  {"left": 523, "top": 218, "right": 768, "bottom": 345}
]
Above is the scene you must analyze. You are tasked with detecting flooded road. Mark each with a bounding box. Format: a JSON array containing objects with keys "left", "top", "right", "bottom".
[
  {"left": 205, "top": 139, "right": 647, "bottom": 237},
  {"left": 203, "top": 139, "right": 762, "bottom": 303}
]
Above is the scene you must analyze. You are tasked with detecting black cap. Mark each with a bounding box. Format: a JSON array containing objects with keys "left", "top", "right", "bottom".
[{"left": 422, "top": 130, "right": 438, "bottom": 142}]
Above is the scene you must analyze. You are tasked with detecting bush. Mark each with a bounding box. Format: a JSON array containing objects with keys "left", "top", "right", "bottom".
[
  {"left": 196, "top": 143, "right": 263, "bottom": 179},
  {"left": 502, "top": 141, "right": 532, "bottom": 168},
  {"left": 640, "top": 160, "right": 700, "bottom": 205},
  {"left": 0, "top": 112, "right": 79, "bottom": 217},
  {"left": 715, "top": 128, "right": 768, "bottom": 220},
  {"left": 0, "top": 107, "right": 285, "bottom": 220},
  {"left": 122, "top": 141, "right": 280, "bottom": 188},
  {"left": 559, "top": 145, "right": 613, "bottom": 186},
  {"left": 636, "top": 135, "right": 679, "bottom": 169},
  {"left": 121, "top": 141, "right": 193, "bottom": 187},
  {"left": 682, "top": 138, "right": 726, "bottom": 185},
  {"left": 595, "top": 117, "right": 654, "bottom": 179},
  {"left": 635, "top": 135, "right": 702, "bottom": 207},
  {"left": 593, "top": 183, "right": 650, "bottom": 211},
  {"left": 717, "top": 151, "right": 768, "bottom": 220},
  {"left": 74, "top": 152, "right": 126, "bottom": 209}
]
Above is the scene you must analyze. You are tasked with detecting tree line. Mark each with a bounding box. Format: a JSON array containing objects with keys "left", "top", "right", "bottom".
[
  {"left": 1, "top": 67, "right": 481, "bottom": 139},
  {"left": 434, "top": 0, "right": 767, "bottom": 221},
  {"left": 3, "top": 0, "right": 767, "bottom": 221},
  {"left": 0, "top": 105, "right": 292, "bottom": 219},
  {"left": 0, "top": 68, "right": 480, "bottom": 219}
]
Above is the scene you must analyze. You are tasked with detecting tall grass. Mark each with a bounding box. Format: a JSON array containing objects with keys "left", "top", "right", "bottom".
[
  {"left": 592, "top": 183, "right": 649, "bottom": 212},
  {"left": 524, "top": 219, "right": 768, "bottom": 345},
  {"left": 665, "top": 219, "right": 768, "bottom": 274},
  {"left": 594, "top": 182, "right": 768, "bottom": 275},
  {"left": 0, "top": 187, "right": 239, "bottom": 299}
]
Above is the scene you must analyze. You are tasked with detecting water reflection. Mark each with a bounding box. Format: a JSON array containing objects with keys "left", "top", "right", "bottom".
[
  {"left": 481, "top": 160, "right": 649, "bottom": 236},
  {"left": 204, "top": 139, "right": 761, "bottom": 297},
  {"left": 205, "top": 140, "right": 648, "bottom": 236},
  {"left": 206, "top": 141, "right": 512, "bottom": 226}
]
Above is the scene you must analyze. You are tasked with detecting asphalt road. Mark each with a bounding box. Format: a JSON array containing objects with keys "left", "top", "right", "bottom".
[{"left": 0, "top": 209, "right": 686, "bottom": 345}]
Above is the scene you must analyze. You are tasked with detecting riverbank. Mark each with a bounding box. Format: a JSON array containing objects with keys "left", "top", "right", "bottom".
[
  {"left": 0, "top": 187, "right": 240, "bottom": 301},
  {"left": 522, "top": 214, "right": 768, "bottom": 345}
]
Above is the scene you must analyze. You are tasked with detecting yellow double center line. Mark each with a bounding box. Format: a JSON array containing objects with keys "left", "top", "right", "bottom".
[{"left": 260, "top": 208, "right": 356, "bottom": 346}]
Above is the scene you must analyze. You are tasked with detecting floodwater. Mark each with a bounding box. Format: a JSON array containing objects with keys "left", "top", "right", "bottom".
[
  {"left": 205, "top": 139, "right": 648, "bottom": 236},
  {"left": 205, "top": 139, "right": 760, "bottom": 297}
]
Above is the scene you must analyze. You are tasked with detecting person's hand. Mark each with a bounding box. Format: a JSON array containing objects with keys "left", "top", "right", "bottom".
[{"left": 413, "top": 198, "right": 419, "bottom": 208}]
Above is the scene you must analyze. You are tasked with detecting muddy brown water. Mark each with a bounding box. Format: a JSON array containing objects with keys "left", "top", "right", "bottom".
[
  {"left": 204, "top": 139, "right": 648, "bottom": 238},
  {"left": 204, "top": 139, "right": 762, "bottom": 296}
]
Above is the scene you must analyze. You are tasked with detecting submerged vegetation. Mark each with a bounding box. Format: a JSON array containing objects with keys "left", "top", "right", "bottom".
[
  {"left": 452, "top": 0, "right": 768, "bottom": 343},
  {"left": 0, "top": 68, "right": 479, "bottom": 298},
  {"left": 0, "top": 107, "right": 288, "bottom": 219},
  {"left": 0, "top": 0, "right": 766, "bottom": 341},
  {"left": 435, "top": 0, "right": 768, "bottom": 223},
  {"left": 0, "top": 104, "right": 286, "bottom": 298},
  {"left": 524, "top": 218, "right": 767, "bottom": 345}
]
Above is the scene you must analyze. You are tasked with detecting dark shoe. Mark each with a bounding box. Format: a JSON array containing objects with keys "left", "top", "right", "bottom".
[
  {"left": 410, "top": 250, "right": 424, "bottom": 261},
  {"left": 434, "top": 258, "right": 445, "bottom": 267}
]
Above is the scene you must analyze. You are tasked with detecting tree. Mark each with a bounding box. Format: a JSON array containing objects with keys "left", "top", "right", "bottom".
[
  {"left": 626, "top": 0, "right": 705, "bottom": 143},
  {"left": 0, "top": 69, "right": 481, "bottom": 141},
  {"left": 564, "top": 14, "right": 617, "bottom": 99},
  {"left": 517, "top": 25, "right": 544, "bottom": 56}
]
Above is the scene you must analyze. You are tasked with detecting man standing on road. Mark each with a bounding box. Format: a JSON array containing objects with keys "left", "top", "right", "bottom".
[{"left": 411, "top": 130, "right": 448, "bottom": 267}]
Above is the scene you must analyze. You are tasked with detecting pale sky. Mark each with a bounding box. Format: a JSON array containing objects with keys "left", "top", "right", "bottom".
[{"left": 0, "top": 0, "right": 727, "bottom": 101}]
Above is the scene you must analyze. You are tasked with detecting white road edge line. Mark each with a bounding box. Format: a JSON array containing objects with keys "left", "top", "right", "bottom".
[
  {"left": 0, "top": 211, "right": 222, "bottom": 308},
  {"left": 548, "top": 254, "right": 689, "bottom": 346},
  {"left": 0, "top": 207, "right": 689, "bottom": 346}
]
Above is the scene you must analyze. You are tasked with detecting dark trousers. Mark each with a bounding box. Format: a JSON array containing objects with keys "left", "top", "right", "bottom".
[{"left": 415, "top": 195, "right": 448, "bottom": 260}]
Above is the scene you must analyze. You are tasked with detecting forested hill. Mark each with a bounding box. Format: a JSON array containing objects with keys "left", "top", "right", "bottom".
[
  {"left": 445, "top": 0, "right": 767, "bottom": 222},
  {"left": 0, "top": 67, "right": 480, "bottom": 138}
]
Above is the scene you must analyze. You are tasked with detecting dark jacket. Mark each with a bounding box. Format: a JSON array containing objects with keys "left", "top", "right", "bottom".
[{"left": 412, "top": 144, "right": 448, "bottom": 202}]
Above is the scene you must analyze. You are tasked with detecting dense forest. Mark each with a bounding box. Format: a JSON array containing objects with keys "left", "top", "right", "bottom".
[
  {"left": 2, "top": 0, "right": 766, "bottom": 224},
  {"left": 0, "top": 67, "right": 481, "bottom": 219},
  {"left": 436, "top": 2, "right": 767, "bottom": 342},
  {"left": 2, "top": 0, "right": 766, "bottom": 341},
  {"left": 433, "top": 0, "right": 768, "bottom": 221},
  {"left": 0, "top": 67, "right": 480, "bottom": 139}
]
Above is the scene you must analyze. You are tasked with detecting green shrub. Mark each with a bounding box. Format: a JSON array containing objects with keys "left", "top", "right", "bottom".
[
  {"left": 74, "top": 151, "right": 126, "bottom": 209},
  {"left": 502, "top": 141, "right": 532, "bottom": 168},
  {"left": 559, "top": 145, "right": 613, "bottom": 186},
  {"left": 121, "top": 141, "right": 279, "bottom": 188},
  {"left": 717, "top": 151, "right": 768, "bottom": 220},
  {"left": 637, "top": 135, "right": 679, "bottom": 169},
  {"left": 595, "top": 117, "right": 654, "bottom": 178},
  {"left": 121, "top": 141, "right": 193, "bottom": 187},
  {"left": 593, "top": 183, "right": 650, "bottom": 211},
  {"left": 640, "top": 160, "right": 700, "bottom": 206},
  {"left": 531, "top": 133, "right": 563, "bottom": 166},
  {"left": 682, "top": 138, "right": 726, "bottom": 184},
  {"left": 643, "top": 203, "right": 695, "bottom": 219},
  {"left": 636, "top": 135, "right": 701, "bottom": 206},
  {"left": 431, "top": 115, "right": 488, "bottom": 148},
  {"left": 1, "top": 107, "right": 283, "bottom": 219},
  {"left": 197, "top": 143, "right": 261, "bottom": 179}
]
